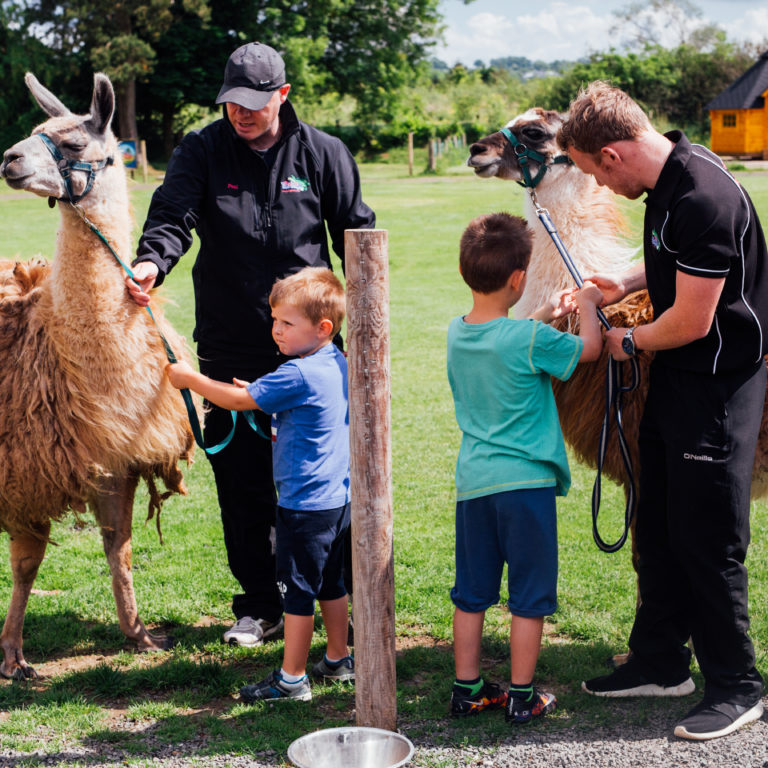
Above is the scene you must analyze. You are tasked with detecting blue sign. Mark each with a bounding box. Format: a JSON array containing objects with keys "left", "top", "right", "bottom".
[{"left": 118, "top": 140, "right": 137, "bottom": 169}]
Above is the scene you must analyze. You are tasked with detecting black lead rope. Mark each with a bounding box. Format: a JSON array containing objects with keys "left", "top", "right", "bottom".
[
  {"left": 497, "top": 125, "right": 640, "bottom": 550},
  {"left": 533, "top": 196, "right": 640, "bottom": 553}
]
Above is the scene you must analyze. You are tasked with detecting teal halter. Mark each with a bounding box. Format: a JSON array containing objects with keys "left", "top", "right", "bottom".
[
  {"left": 499, "top": 126, "right": 573, "bottom": 189},
  {"left": 37, "top": 132, "right": 114, "bottom": 203}
]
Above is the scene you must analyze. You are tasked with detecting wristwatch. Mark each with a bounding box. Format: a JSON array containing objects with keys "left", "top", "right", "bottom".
[{"left": 621, "top": 327, "right": 637, "bottom": 357}]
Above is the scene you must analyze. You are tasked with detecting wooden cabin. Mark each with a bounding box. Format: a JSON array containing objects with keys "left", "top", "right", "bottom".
[{"left": 706, "top": 51, "right": 768, "bottom": 158}]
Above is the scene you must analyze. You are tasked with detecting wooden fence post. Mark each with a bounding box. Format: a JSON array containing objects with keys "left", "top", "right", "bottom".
[
  {"left": 140, "top": 139, "right": 148, "bottom": 184},
  {"left": 345, "top": 229, "right": 396, "bottom": 732}
]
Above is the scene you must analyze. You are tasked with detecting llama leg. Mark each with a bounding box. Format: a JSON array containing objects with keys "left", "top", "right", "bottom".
[
  {"left": 92, "top": 474, "right": 173, "bottom": 651},
  {"left": 0, "top": 527, "right": 50, "bottom": 679}
]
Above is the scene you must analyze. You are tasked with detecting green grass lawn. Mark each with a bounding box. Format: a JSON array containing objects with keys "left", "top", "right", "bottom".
[{"left": 2, "top": 165, "right": 768, "bottom": 763}]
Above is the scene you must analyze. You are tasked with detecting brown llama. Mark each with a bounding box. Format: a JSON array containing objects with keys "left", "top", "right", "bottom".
[
  {"left": 0, "top": 73, "right": 198, "bottom": 680},
  {"left": 466, "top": 108, "right": 768, "bottom": 551}
]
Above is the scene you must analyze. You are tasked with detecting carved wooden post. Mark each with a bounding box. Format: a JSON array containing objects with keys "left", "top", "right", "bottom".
[
  {"left": 345, "top": 229, "right": 396, "bottom": 731},
  {"left": 140, "top": 139, "right": 148, "bottom": 184}
]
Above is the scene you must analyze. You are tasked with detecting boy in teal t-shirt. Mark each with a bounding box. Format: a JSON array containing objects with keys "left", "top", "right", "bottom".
[{"left": 447, "top": 212, "right": 604, "bottom": 724}]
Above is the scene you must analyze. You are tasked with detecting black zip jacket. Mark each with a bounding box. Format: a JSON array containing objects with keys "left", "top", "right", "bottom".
[{"left": 135, "top": 100, "right": 375, "bottom": 371}]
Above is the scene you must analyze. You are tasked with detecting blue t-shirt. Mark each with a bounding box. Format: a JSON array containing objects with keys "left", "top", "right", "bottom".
[
  {"left": 247, "top": 343, "right": 350, "bottom": 511},
  {"left": 447, "top": 315, "right": 582, "bottom": 501}
]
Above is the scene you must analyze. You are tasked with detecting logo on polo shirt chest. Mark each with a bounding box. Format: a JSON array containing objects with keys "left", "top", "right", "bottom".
[
  {"left": 651, "top": 228, "right": 661, "bottom": 251},
  {"left": 281, "top": 174, "right": 310, "bottom": 193}
]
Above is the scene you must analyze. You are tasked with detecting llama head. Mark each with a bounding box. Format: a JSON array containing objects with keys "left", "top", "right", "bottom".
[
  {"left": 467, "top": 108, "right": 574, "bottom": 187},
  {"left": 0, "top": 73, "right": 119, "bottom": 204},
  {"left": 468, "top": 107, "right": 637, "bottom": 319}
]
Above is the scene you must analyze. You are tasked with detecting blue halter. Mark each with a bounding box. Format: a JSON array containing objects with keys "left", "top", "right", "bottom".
[
  {"left": 499, "top": 126, "right": 573, "bottom": 189},
  {"left": 37, "top": 132, "right": 114, "bottom": 203}
]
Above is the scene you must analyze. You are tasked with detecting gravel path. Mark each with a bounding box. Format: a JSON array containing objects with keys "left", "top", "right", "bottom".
[
  {"left": 2, "top": 698, "right": 766, "bottom": 767},
  {"left": 410, "top": 704, "right": 768, "bottom": 767}
]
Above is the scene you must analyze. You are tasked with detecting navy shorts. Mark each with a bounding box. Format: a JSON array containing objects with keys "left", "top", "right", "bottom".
[
  {"left": 275, "top": 502, "right": 350, "bottom": 616},
  {"left": 450, "top": 488, "right": 557, "bottom": 617}
]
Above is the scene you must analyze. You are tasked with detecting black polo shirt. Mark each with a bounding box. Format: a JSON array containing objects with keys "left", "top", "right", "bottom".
[{"left": 644, "top": 131, "right": 768, "bottom": 373}]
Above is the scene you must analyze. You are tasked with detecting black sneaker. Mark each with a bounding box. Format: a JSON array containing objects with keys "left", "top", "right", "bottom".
[
  {"left": 450, "top": 680, "right": 507, "bottom": 717},
  {"left": 582, "top": 659, "right": 695, "bottom": 697},
  {"left": 674, "top": 698, "right": 764, "bottom": 740},
  {"left": 505, "top": 688, "right": 557, "bottom": 724},
  {"left": 240, "top": 669, "right": 312, "bottom": 703},
  {"left": 311, "top": 655, "right": 355, "bottom": 682}
]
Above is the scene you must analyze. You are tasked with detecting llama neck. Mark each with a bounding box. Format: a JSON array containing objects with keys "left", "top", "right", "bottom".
[
  {"left": 515, "top": 171, "right": 637, "bottom": 319},
  {"left": 50, "top": 204, "right": 131, "bottom": 313},
  {"left": 44, "top": 177, "right": 141, "bottom": 361}
]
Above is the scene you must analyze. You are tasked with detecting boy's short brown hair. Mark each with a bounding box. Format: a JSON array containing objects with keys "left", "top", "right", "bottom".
[
  {"left": 557, "top": 80, "right": 651, "bottom": 156},
  {"left": 459, "top": 212, "right": 532, "bottom": 294},
  {"left": 269, "top": 267, "right": 346, "bottom": 334}
]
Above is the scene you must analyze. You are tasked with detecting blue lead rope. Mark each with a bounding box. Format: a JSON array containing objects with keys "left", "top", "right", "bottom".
[
  {"left": 73, "top": 204, "right": 268, "bottom": 455},
  {"left": 38, "top": 130, "right": 268, "bottom": 454}
]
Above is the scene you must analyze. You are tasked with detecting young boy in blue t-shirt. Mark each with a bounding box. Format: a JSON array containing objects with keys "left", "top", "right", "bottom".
[
  {"left": 166, "top": 266, "right": 352, "bottom": 703},
  {"left": 447, "top": 212, "right": 604, "bottom": 723}
]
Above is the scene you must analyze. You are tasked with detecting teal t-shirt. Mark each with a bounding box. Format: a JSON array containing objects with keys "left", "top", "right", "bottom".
[{"left": 447, "top": 315, "right": 582, "bottom": 501}]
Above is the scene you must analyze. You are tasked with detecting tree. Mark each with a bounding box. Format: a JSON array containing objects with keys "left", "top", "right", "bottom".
[
  {"left": 22, "top": 0, "right": 211, "bottom": 140},
  {"left": 611, "top": 0, "right": 721, "bottom": 52},
  {"left": 140, "top": 0, "right": 446, "bottom": 156},
  {"left": 530, "top": 41, "right": 754, "bottom": 137},
  {"left": 0, "top": 1, "right": 69, "bottom": 147},
  {"left": 137, "top": 4, "right": 232, "bottom": 158},
  {"left": 324, "top": 0, "right": 442, "bottom": 126}
]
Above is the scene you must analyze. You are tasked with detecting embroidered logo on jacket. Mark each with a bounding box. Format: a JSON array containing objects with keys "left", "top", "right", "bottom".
[
  {"left": 651, "top": 228, "right": 661, "bottom": 251},
  {"left": 281, "top": 175, "right": 310, "bottom": 193}
]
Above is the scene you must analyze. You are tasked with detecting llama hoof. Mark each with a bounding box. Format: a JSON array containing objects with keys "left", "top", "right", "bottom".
[
  {"left": 1, "top": 663, "right": 38, "bottom": 681},
  {"left": 13, "top": 664, "right": 38, "bottom": 681},
  {"left": 137, "top": 634, "right": 175, "bottom": 652}
]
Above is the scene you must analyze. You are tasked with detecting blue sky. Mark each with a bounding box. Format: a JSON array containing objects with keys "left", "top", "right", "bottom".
[{"left": 435, "top": 0, "right": 768, "bottom": 66}]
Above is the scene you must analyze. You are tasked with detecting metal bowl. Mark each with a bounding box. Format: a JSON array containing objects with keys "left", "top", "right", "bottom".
[{"left": 287, "top": 726, "right": 415, "bottom": 768}]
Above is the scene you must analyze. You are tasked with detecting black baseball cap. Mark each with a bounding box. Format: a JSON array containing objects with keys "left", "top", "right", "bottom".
[{"left": 215, "top": 42, "right": 286, "bottom": 111}]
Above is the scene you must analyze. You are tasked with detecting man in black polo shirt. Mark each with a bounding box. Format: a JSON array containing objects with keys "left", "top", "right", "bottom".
[{"left": 557, "top": 80, "right": 768, "bottom": 741}]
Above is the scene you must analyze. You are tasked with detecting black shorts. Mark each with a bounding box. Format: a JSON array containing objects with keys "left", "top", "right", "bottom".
[{"left": 275, "top": 502, "right": 350, "bottom": 616}]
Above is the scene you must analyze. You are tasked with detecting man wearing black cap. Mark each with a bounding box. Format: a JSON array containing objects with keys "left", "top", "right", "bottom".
[{"left": 127, "top": 42, "right": 375, "bottom": 647}]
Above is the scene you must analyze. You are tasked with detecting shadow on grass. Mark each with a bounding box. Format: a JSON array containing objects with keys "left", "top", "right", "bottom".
[
  {"left": 0, "top": 635, "right": 718, "bottom": 766},
  {"left": 393, "top": 639, "right": 720, "bottom": 757},
  {"left": 19, "top": 610, "right": 327, "bottom": 663},
  {"left": 8, "top": 611, "right": 246, "bottom": 671}
]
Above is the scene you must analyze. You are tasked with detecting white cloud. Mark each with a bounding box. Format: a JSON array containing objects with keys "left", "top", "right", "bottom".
[
  {"left": 434, "top": 1, "right": 768, "bottom": 66},
  {"left": 720, "top": 8, "right": 768, "bottom": 47},
  {"left": 435, "top": 3, "right": 615, "bottom": 66}
]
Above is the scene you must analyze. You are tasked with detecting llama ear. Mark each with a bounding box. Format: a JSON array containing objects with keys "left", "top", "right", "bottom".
[
  {"left": 87, "top": 73, "right": 115, "bottom": 135},
  {"left": 25, "top": 73, "right": 71, "bottom": 118}
]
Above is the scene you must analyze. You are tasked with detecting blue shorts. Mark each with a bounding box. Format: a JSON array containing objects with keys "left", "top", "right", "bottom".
[
  {"left": 275, "top": 503, "right": 350, "bottom": 616},
  {"left": 450, "top": 488, "right": 557, "bottom": 617}
]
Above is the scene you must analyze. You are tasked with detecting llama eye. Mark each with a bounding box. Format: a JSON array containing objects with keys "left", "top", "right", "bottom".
[
  {"left": 523, "top": 128, "right": 545, "bottom": 141},
  {"left": 61, "top": 141, "right": 86, "bottom": 152}
]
